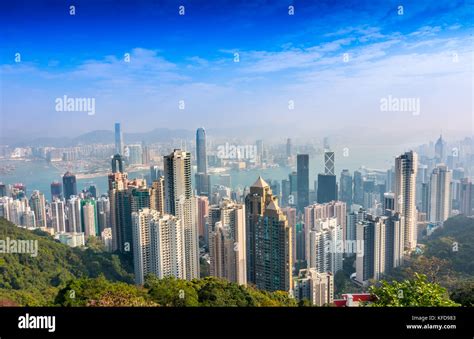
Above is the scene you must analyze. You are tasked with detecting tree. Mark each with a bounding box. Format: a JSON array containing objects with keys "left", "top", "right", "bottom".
[
  {"left": 54, "top": 276, "right": 154, "bottom": 306},
  {"left": 368, "top": 273, "right": 459, "bottom": 307},
  {"left": 450, "top": 280, "right": 474, "bottom": 306},
  {"left": 146, "top": 276, "right": 199, "bottom": 306}
]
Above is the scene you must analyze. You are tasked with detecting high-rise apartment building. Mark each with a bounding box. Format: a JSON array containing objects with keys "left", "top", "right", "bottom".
[
  {"left": 29, "top": 190, "right": 47, "bottom": 228},
  {"left": 150, "top": 177, "right": 165, "bottom": 214},
  {"left": 164, "top": 149, "right": 199, "bottom": 280},
  {"left": 132, "top": 208, "right": 186, "bottom": 284},
  {"left": 81, "top": 200, "right": 98, "bottom": 238},
  {"left": 197, "top": 196, "right": 209, "bottom": 240},
  {"left": 307, "top": 217, "right": 343, "bottom": 274},
  {"left": 304, "top": 201, "right": 347, "bottom": 259},
  {"left": 66, "top": 196, "right": 82, "bottom": 233},
  {"left": 294, "top": 269, "right": 334, "bottom": 306},
  {"left": 428, "top": 164, "right": 452, "bottom": 222},
  {"left": 355, "top": 213, "right": 403, "bottom": 285},
  {"left": 51, "top": 199, "right": 66, "bottom": 233},
  {"left": 245, "top": 177, "right": 292, "bottom": 292},
  {"left": 394, "top": 151, "right": 418, "bottom": 252},
  {"left": 208, "top": 199, "right": 246, "bottom": 285},
  {"left": 281, "top": 207, "right": 297, "bottom": 266}
]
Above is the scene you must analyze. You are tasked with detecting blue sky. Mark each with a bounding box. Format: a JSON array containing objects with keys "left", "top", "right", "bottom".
[{"left": 0, "top": 0, "right": 472, "bottom": 143}]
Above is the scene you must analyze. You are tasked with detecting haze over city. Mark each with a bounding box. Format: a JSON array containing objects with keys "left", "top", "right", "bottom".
[
  {"left": 0, "top": 1, "right": 473, "bottom": 336},
  {"left": 1, "top": 0, "right": 472, "bottom": 142}
]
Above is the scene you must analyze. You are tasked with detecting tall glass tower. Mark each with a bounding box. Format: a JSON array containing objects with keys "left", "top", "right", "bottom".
[
  {"left": 196, "top": 127, "right": 207, "bottom": 174},
  {"left": 115, "top": 122, "right": 124, "bottom": 156},
  {"left": 297, "top": 154, "right": 309, "bottom": 212}
]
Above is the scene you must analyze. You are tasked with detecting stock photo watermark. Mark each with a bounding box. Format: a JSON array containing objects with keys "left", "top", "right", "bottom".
[
  {"left": 0, "top": 237, "right": 38, "bottom": 257},
  {"left": 326, "top": 239, "right": 364, "bottom": 257},
  {"left": 55, "top": 95, "right": 96, "bottom": 116},
  {"left": 380, "top": 95, "right": 420, "bottom": 116},
  {"left": 217, "top": 143, "right": 258, "bottom": 161}
]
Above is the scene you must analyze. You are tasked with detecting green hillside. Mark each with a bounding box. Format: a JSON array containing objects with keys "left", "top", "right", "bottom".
[
  {"left": 0, "top": 218, "right": 297, "bottom": 307},
  {"left": 0, "top": 217, "right": 134, "bottom": 305}
]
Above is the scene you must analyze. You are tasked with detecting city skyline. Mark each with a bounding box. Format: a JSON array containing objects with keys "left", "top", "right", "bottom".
[{"left": 0, "top": 0, "right": 473, "bottom": 324}]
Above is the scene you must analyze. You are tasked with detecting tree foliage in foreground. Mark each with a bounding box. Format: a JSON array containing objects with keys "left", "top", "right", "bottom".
[
  {"left": 54, "top": 275, "right": 297, "bottom": 307},
  {"left": 368, "top": 273, "right": 459, "bottom": 307},
  {"left": 0, "top": 218, "right": 134, "bottom": 306},
  {"left": 55, "top": 276, "right": 156, "bottom": 306}
]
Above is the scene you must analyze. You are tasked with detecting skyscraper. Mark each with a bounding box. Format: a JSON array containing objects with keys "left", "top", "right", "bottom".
[
  {"left": 164, "top": 149, "right": 199, "bottom": 280},
  {"left": 324, "top": 151, "right": 335, "bottom": 176},
  {"left": 339, "top": 169, "right": 353, "bottom": 207},
  {"left": 294, "top": 269, "right": 334, "bottom": 306},
  {"left": 29, "top": 190, "right": 47, "bottom": 228},
  {"left": 110, "top": 177, "right": 150, "bottom": 254},
  {"left": 108, "top": 170, "right": 129, "bottom": 251},
  {"left": 384, "top": 210, "right": 404, "bottom": 270},
  {"left": 383, "top": 192, "right": 395, "bottom": 211},
  {"left": 317, "top": 152, "right": 337, "bottom": 204},
  {"left": 112, "top": 154, "right": 124, "bottom": 174},
  {"left": 428, "top": 164, "right": 452, "bottom": 222},
  {"left": 355, "top": 216, "right": 376, "bottom": 285},
  {"left": 62, "top": 171, "right": 77, "bottom": 200},
  {"left": 66, "top": 196, "right": 82, "bottom": 233},
  {"left": 208, "top": 199, "right": 246, "bottom": 285},
  {"left": 197, "top": 196, "right": 209, "bottom": 241},
  {"left": 297, "top": 154, "right": 309, "bottom": 212},
  {"left": 281, "top": 179, "right": 291, "bottom": 206},
  {"left": 195, "top": 127, "right": 211, "bottom": 195},
  {"left": 150, "top": 177, "right": 165, "bottom": 214},
  {"left": 115, "top": 122, "right": 124, "bottom": 156},
  {"left": 289, "top": 171, "right": 298, "bottom": 206},
  {"left": 51, "top": 199, "right": 66, "bottom": 233},
  {"left": 355, "top": 213, "right": 403, "bottom": 285},
  {"left": 132, "top": 208, "right": 157, "bottom": 285},
  {"left": 150, "top": 166, "right": 162, "bottom": 182},
  {"left": 317, "top": 174, "right": 337, "bottom": 203},
  {"left": 346, "top": 207, "right": 366, "bottom": 252},
  {"left": 307, "top": 217, "right": 343, "bottom": 274},
  {"left": 281, "top": 207, "right": 297, "bottom": 267},
  {"left": 353, "top": 170, "right": 364, "bottom": 205},
  {"left": 150, "top": 213, "right": 186, "bottom": 280},
  {"left": 132, "top": 208, "right": 186, "bottom": 284},
  {"left": 421, "top": 183, "right": 429, "bottom": 214},
  {"left": 460, "top": 178, "right": 474, "bottom": 216},
  {"left": 434, "top": 135, "right": 445, "bottom": 163},
  {"left": 304, "top": 201, "right": 347, "bottom": 258},
  {"left": 81, "top": 200, "right": 98, "bottom": 238},
  {"left": 196, "top": 127, "right": 207, "bottom": 174},
  {"left": 245, "top": 176, "right": 292, "bottom": 292},
  {"left": 195, "top": 172, "right": 211, "bottom": 197},
  {"left": 50, "top": 181, "right": 62, "bottom": 201},
  {"left": 394, "top": 151, "right": 418, "bottom": 252},
  {"left": 96, "top": 196, "right": 110, "bottom": 233}
]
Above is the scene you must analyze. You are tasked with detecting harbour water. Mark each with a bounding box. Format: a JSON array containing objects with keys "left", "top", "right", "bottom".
[{"left": 0, "top": 143, "right": 406, "bottom": 200}]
